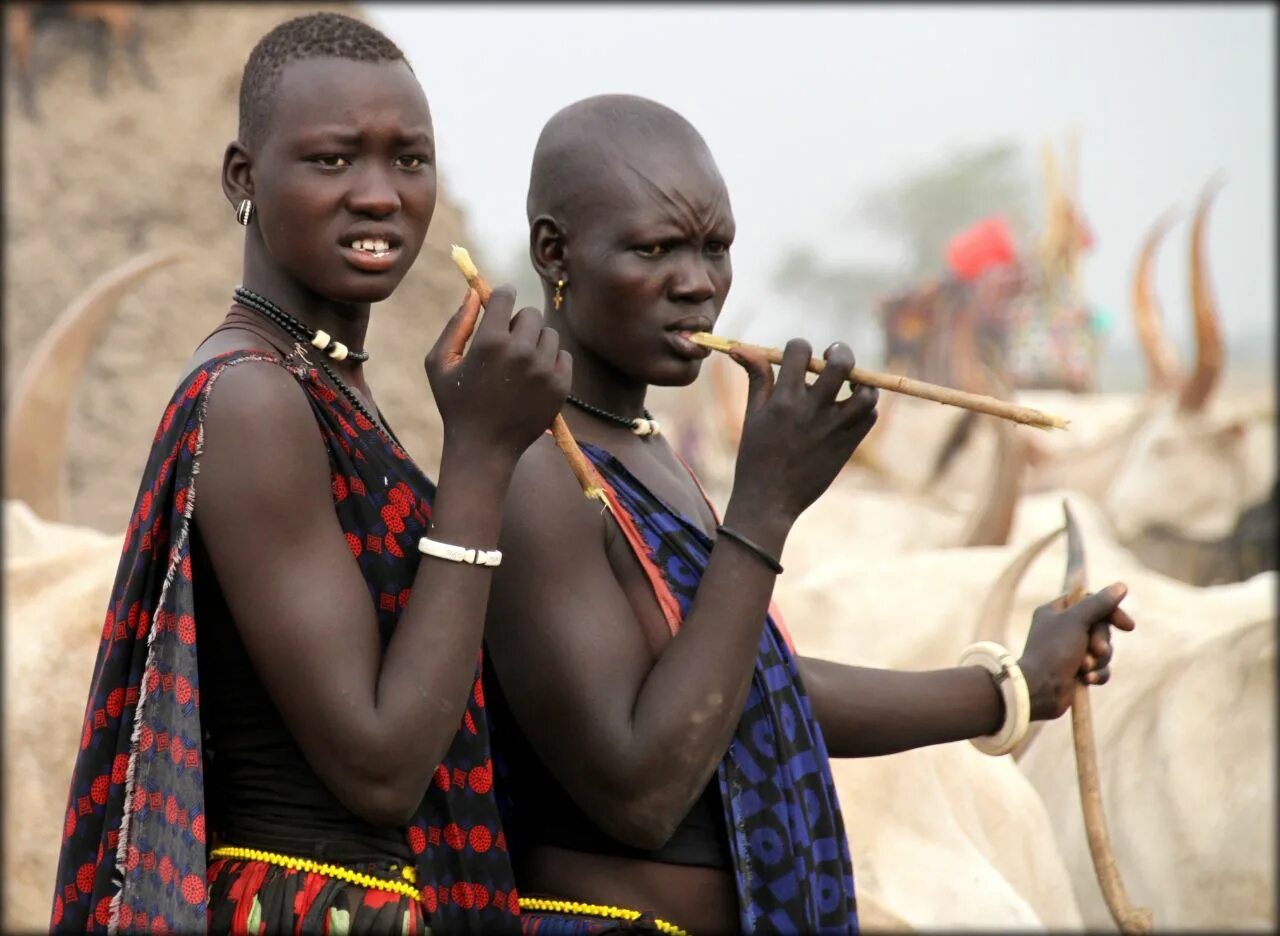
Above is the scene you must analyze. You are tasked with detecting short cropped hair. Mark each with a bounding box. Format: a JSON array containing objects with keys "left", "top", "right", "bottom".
[{"left": 238, "top": 12, "right": 409, "bottom": 148}]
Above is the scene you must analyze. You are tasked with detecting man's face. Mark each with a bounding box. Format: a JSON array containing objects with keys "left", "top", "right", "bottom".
[
  {"left": 561, "top": 139, "right": 735, "bottom": 388},
  {"left": 248, "top": 57, "right": 437, "bottom": 304}
]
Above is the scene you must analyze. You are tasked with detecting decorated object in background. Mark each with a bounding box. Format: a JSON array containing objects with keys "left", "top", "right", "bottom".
[
  {"left": 945, "top": 215, "right": 1019, "bottom": 282},
  {"left": 880, "top": 133, "right": 1102, "bottom": 394}
]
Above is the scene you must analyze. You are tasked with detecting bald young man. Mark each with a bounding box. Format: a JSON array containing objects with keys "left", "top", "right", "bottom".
[{"left": 482, "top": 94, "right": 1135, "bottom": 934}]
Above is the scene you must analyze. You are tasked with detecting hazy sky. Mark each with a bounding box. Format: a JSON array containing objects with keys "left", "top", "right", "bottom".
[{"left": 366, "top": 3, "right": 1274, "bottom": 374}]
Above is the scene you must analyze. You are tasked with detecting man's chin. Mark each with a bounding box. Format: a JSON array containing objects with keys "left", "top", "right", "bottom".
[
  {"left": 649, "top": 358, "right": 705, "bottom": 388},
  {"left": 326, "top": 274, "right": 404, "bottom": 307}
]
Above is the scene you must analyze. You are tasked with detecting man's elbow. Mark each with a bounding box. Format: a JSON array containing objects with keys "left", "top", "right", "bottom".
[
  {"left": 591, "top": 793, "right": 686, "bottom": 852},
  {"left": 345, "top": 779, "right": 424, "bottom": 829}
]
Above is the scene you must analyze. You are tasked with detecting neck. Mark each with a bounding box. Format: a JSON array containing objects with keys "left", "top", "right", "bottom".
[
  {"left": 547, "top": 302, "right": 648, "bottom": 419},
  {"left": 241, "top": 242, "right": 371, "bottom": 357}
]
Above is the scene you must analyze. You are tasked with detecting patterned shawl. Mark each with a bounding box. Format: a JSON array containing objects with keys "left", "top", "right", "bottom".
[
  {"left": 579, "top": 442, "right": 859, "bottom": 934},
  {"left": 51, "top": 348, "right": 520, "bottom": 933}
]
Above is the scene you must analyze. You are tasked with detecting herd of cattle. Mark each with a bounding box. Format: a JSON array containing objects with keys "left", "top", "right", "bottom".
[{"left": 3, "top": 181, "right": 1274, "bottom": 930}]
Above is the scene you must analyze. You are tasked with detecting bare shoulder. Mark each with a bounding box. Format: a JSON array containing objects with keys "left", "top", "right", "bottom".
[
  {"left": 196, "top": 358, "right": 330, "bottom": 521},
  {"left": 502, "top": 433, "right": 604, "bottom": 549},
  {"left": 200, "top": 356, "right": 316, "bottom": 444}
]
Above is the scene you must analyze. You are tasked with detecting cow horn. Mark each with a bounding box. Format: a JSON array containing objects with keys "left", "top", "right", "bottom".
[
  {"left": 4, "top": 249, "right": 194, "bottom": 521},
  {"left": 958, "top": 410, "right": 1027, "bottom": 548},
  {"left": 973, "top": 526, "right": 1066, "bottom": 645},
  {"left": 1131, "top": 207, "right": 1182, "bottom": 392},
  {"left": 1178, "top": 175, "right": 1226, "bottom": 413}
]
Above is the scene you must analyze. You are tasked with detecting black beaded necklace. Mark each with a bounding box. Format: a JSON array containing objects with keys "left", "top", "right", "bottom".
[
  {"left": 233, "top": 285, "right": 369, "bottom": 363},
  {"left": 231, "top": 286, "right": 382, "bottom": 433},
  {"left": 566, "top": 394, "right": 660, "bottom": 437}
]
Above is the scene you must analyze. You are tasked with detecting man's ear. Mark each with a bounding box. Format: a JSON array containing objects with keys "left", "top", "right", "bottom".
[
  {"left": 530, "top": 214, "right": 567, "bottom": 287},
  {"left": 221, "top": 140, "right": 254, "bottom": 209}
]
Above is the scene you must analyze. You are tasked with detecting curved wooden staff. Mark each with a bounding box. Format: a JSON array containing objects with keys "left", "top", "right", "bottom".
[
  {"left": 448, "top": 246, "right": 606, "bottom": 506},
  {"left": 1061, "top": 499, "right": 1155, "bottom": 933},
  {"left": 4, "top": 248, "right": 194, "bottom": 521}
]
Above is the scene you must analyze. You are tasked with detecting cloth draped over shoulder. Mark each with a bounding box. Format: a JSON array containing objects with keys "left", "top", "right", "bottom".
[
  {"left": 573, "top": 442, "right": 859, "bottom": 934},
  {"left": 50, "top": 347, "right": 520, "bottom": 933}
]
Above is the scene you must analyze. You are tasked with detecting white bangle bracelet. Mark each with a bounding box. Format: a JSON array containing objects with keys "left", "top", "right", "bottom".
[
  {"left": 417, "top": 536, "right": 502, "bottom": 567},
  {"left": 959, "top": 641, "right": 1031, "bottom": 757}
]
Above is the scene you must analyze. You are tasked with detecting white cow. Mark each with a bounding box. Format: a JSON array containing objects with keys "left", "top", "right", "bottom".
[
  {"left": 775, "top": 488, "right": 1275, "bottom": 930},
  {"left": 3, "top": 501, "right": 121, "bottom": 933},
  {"left": 999, "top": 494, "right": 1276, "bottom": 930}
]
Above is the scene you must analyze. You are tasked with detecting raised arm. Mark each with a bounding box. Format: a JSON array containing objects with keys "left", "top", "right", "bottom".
[
  {"left": 195, "top": 287, "right": 569, "bottom": 827},
  {"left": 484, "top": 340, "right": 879, "bottom": 848},
  {"left": 799, "top": 584, "right": 1136, "bottom": 758}
]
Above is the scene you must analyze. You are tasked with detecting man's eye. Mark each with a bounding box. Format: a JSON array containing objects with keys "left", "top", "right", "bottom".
[
  {"left": 397, "top": 154, "right": 433, "bottom": 170},
  {"left": 312, "top": 155, "right": 351, "bottom": 169},
  {"left": 706, "top": 242, "right": 729, "bottom": 257},
  {"left": 634, "top": 244, "right": 667, "bottom": 258}
]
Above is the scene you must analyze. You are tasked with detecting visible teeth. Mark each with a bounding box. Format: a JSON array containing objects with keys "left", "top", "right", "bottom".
[{"left": 352, "top": 238, "right": 391, "bottom": 253}]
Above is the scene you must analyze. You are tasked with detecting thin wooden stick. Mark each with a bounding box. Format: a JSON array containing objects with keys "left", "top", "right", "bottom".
[
  {"left": 1061, "top": 500, "right": 1155, "bottom": 934},
  {"left": 688, "top": 333, "right": 1070, "bottom": 431},
  {"left": 449, "top": 246, "right": 607, "bottom": 505}
]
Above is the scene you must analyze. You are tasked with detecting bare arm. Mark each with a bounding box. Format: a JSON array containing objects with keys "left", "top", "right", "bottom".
[
  {"left": 196, "top": 288, "right": 569, "bottom": 827},
  {"left": 799, "top": 585, "right": 1136, "bottom": 758},
  {"left": 484, "top": 340, "right": 879, "bottom": 848},
  {"left": 797, "top": 658, "right": 1003, "bottom": 758},
  {"left": 484, "top": 437, "right": 789, "bottom": 848}
]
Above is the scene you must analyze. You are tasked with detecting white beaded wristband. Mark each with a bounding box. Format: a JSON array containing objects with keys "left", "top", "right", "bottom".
[
  {"left": 417, "top": 536, "right": 502, "bottom": 567},
  {"left": 959, "top": 641, "right": 1031, "bottom": 757}
]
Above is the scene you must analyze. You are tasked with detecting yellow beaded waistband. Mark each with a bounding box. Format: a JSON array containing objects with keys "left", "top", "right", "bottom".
[
  {"left": 518, "top": 897, "right": 691, "bottom": 936},
  {"left": 209, "top": 845, "right": 420, "bottom": 902}
]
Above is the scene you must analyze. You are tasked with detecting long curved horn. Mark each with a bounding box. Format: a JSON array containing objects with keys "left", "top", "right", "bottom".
[
  {"left": 972, "top": 525, "right": 1066, "bottom": 645},
  {"left": 4, "top": 249, "right": 194, "bottom": 520},
  {"left": 1131, "top": 207, "right": 1182, "bottom": 392},
  {"left": 1178, "top": 175, "right": 1226, "bottom": 412},
  {"left": 958, "top": 415, "right": 1026, "bottom": 547}
]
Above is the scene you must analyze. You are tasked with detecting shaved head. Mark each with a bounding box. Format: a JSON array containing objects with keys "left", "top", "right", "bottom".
[{"left": 526, "top": 94, "right": 721, "bottom": 229}]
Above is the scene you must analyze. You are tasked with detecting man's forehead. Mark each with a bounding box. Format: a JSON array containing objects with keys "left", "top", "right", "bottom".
[
  {"left": 580, "top": 137, "right": 725, "bottom": 207},
  {"left": 272, "top": 57, "right": 427, "bottom": 123}
]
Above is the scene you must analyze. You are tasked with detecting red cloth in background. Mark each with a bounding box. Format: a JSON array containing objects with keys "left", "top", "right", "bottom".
[{"left": 945, "top": 215, "right": 1019, "bottom": 281}]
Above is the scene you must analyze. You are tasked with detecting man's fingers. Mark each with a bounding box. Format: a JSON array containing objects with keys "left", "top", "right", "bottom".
[
  {"left": 509, "top": 306, "right": 544, "bottom": 347},
  {"left": 436, "top": 288, "right": 481, "bottom": 365},
  {"left": 731, "top": 347, "right": 776, "bottom": 412},
  {"left": 476, "top": 284, "right": 518, "bottom": 339},
  {"left": 775, "top": 338, "right": 813, "bottom": 397},
  {"left": 1083, "top": 665, "right": 1110, "bottom": 685},
  {"left": 811, "top": 342, "right": 856, "bottom": 402},
  {"left": 1110, "top": 605, "right": 1137, "bottom": 632},
  {"left": 1089, "top": 625, "right": 1112, "bottom": 661},
  {"left": 1070, "top": 582, "right": 1128, "bottom": 627}
]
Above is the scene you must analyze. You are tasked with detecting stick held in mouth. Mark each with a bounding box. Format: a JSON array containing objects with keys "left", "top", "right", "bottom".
[
  {"left": 449, "top": 245, "right": 608, "bottom": 504},
  {"left": 689, "top": 332, "right": 1070, "bottom": 431}
]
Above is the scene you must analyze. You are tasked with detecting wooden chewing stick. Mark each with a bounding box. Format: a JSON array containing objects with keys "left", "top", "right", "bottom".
[
  {"left": 449, "top": 245, "right": 607, "bottom": 505},
  {"left": 688, "top": 333, "right": 1070, "bottom": 431}
]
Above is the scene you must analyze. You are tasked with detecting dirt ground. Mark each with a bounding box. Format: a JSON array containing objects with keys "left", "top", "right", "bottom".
[{"left": 4, "top": 3, "right": 479, "bottom": 532}]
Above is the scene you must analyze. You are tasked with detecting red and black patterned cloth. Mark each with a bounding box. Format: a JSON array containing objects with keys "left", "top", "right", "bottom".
[{"left": 50, "top": 347, "right": 520, "bottom": 933}]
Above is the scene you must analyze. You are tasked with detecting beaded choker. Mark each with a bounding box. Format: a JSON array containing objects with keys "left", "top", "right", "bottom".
[
  {"left": 566, "top": 394, "right": 661, "bottom": 437},
  {"left": 231, "top": 286, "right": 382, "bottom": 434},
  {"left": 233, "top": 285, "right": 369, "bottom": 364}
]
